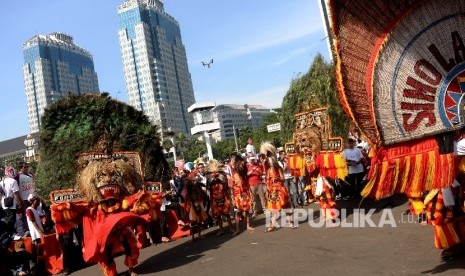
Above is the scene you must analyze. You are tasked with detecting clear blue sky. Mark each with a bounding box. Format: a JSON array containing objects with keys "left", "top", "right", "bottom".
[{"left": 0, "top": 0, "right": 330, "bottom": 141}]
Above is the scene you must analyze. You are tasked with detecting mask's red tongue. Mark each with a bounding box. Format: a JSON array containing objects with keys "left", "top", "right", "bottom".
[{"left": 99, "top": 185, "right": 121, "bottom": 200}]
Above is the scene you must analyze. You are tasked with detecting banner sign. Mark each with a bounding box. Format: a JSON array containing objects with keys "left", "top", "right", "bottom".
[{"left": 372, "top": 2, "right": 465, "bottom": 144}]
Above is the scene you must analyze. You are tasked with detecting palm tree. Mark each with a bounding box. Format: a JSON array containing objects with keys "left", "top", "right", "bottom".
[{"left": 175, "top": 132, "right": 186, "bottom": 159}]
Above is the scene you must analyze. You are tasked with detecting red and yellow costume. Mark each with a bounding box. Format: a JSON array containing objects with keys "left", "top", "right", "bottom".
[
  {"left": 185, "top": 179, "right": 207, "bottom": 224},
  {"left": 231, "top": 171, "right": 251, "bottom": 212},
  {"left": 210, "top": 177, "right": 231, "bottom": 217},
  {"left": 306, "top": 151, "right": 345, "bottom": 220},
  {"left": 265, "top": 167, "right": 289, "bottom": 211},
  {"left": 312, "top": 177, "right": 337, "bottom": 219},
  {"left": 424, "top": 187, "right": 465, "bottom": 250},
  {"left": 50, "top": 154, "right": 158, "bottom": 276},
  {"left": 52, "top": 190, "right": 154, "bottom": 276}
]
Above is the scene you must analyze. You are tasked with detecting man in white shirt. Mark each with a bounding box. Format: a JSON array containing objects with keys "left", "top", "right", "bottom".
[
  {"left": 343, "top": 137, "right": 366, "bottom": 199},
  {"left": 245, "top": 137, "right": 257, "bottom": 158},
  {"left": 1, "top": 167, "right": 22, "bottom": 235},
  {"left": 17, "top": 162, "right": 35, "bottom": 206}
]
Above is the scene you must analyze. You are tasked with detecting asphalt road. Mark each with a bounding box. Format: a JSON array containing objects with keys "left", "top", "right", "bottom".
[{"left": 75, "top": 195, "right": 465, "bottom": 276}]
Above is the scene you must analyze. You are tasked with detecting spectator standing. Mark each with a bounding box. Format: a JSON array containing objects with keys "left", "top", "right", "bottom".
[
  {"left": 17, "top": 162, "right": 35, "bottom": 206},
  {"left": 288, "top": 147, "right": 308, "bottom": 205},
  {"left": 246, "top": 137, "right": 257, "bottom": 158},
  {"left": 25, "top": 194, "right": 45, "bottom": 275},
  {"left": 1, "top": 166, "right": 22, "bottom": 235},
  {"left": 247, "top": 156, "right": 266, "bottom": 217},
  {"left": 343, "top": 137, "right": 366, "bottom": 198},
  {"left": 25, "top": 194, "right": 44, "bottom": 244},
  {"left": 278, "top": 149, "right": 298, "bottom": 208}
]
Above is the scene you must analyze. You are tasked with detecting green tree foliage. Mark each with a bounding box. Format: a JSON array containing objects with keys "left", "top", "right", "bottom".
[
  {"left": 182, "top": 136, "right": 206, "bottom": 162},
  {"left": 36, "top": 94, "right": 171, "bottom": 201},
  {"left": 281, "top": 54, "right": 350, "bottom": 142},
  {"left": 250, "top": 112, "right": 284, "bottom": 148}
]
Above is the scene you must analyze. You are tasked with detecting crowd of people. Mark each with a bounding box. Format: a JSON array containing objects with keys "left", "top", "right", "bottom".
[
  {"left": 160, "top": 135, "right": 371, "bottom": 235},
  {"left": 0, "top": 162, "right": 56, "bottom": 275},
  {"left": 0, "top": 135, "right": 372, "bottom": 275}
]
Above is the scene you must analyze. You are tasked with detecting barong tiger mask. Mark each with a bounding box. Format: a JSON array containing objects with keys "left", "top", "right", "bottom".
[{"left": 78, "top": 159, "right": 141, "bottom": 203}]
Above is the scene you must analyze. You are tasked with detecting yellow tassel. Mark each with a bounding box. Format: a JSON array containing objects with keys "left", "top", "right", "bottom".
[
  {"left": 390, "top": 158, "right": 401, "bottom": 194},
  {"left": 399, "top": 156, "right": 411, "bottom": 193},
  {"left": 361, "top": 163, "right": 378, "bottom": 198},
  {"left": 408, "top": 154, "right": 423, "bottom": 198},
  {"left": 334, "top": 154, "right": 348, "bottom": 179},
  {"left": 425, "top": 151, "right": 436, "bottom": 191},
  {"left": 323, "top": 154, "right": 329, "bottom": 169},
  {"left": 375, "top": 161, "right": 389, "bottom": 199},
  {"left": 445, "top": 154, "right": 455, "bottom": 185}
]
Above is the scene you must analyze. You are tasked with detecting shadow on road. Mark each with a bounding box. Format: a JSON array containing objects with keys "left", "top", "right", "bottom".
[
  {"left": 336, "top": 193, "right": 408, "bottom": 217},
  {"left": 135, "top": 194, "right": 409, "bottom": 274},
  {"left": 421, "top": 254, "right": 465, "bottom": 274},
  {"left": 135, "top": 215, "right": 271, "bottom": 274}
]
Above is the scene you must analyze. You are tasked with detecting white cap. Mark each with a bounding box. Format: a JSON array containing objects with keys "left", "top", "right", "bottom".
[{"left": 27, "top": 194, "right": 38, "bottom": 202}]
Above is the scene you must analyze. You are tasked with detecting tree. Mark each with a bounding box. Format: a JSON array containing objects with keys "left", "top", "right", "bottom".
[
  {"left": 182, "top": 136, "right": 206, "bottom": 162},
  {"left": 281, "top": 54, "right": 349, "bottom": 141},
  {"left": 251, "top": 112, "right": 284, "bottom": 148},
  {"left": 175, "top": 132, "right": 187, "bottom": 159},
  {"left": 36, "top": 94, "right": 171, "bottom": 202}
]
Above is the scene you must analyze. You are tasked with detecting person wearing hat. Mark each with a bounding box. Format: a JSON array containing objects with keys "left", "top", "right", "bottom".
[{"left": 25, "top": 194, "right": 45, "bottom": 244}]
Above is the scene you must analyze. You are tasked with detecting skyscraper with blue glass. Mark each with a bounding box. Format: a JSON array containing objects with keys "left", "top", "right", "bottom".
[
  {"left": 22, "top": 32, "right": 100, "bottom": 133},
  {"left": 117, "top": 0, "right": 196, "bottom": 135}
]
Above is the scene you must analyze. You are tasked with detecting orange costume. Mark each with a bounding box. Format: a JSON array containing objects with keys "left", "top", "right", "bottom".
[
  {"left": 231, "top": 171, "right": 251, "bottom": 212},
  {"left": 265, "top": 167, "right": 290, "bottom": 211},
  {"left": 185, "top": 178, "right": 207, "bottom": 224},
  {"left": 312, "top": 177, "right": 337, "bottom": 219},
  {"left": 424, "top": 185, "right": 465, "bottom": 253},
  {"left": 209, "top": 173, "right": 231, "bottom": 217}
]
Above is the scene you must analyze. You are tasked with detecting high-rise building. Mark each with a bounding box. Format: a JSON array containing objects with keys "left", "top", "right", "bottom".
[
  {"left": 22, "top": 32, "right": 100, "bottom": 133},
  {"left": 117, "top": 0, "right": 196, "bottom": 135}
]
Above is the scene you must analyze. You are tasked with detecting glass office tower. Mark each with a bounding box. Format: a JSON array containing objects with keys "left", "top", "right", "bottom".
[
  {"left": 117, "top": 0, "right": 196, "bottom": 135},
  {"left": 22, "top": 32, "right": 100, "bottom": 133}
]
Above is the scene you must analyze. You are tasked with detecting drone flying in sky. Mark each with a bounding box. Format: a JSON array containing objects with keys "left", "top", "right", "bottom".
[{"left": 201, "top": 59, "right": 213, "bottom": 68}]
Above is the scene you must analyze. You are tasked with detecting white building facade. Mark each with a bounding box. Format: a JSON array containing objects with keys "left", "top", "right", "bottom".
[{"left": 190, "top": 103, "right": 272, "bottom": 142}]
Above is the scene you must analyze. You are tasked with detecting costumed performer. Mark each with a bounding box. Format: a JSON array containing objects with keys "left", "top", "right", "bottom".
[
  {"left": 260, "top": 142, "right": 295, "bottom": 232},
  {"left": 230, "top": 154, "right": 254, "bottom": 235},
  {"left": 207, "top": 160, "right": 233, "bottom": 236},
  {"left": 424, "top": 134, "right": 465, "bottom": 261},
  {"left": 185, "top": 176, "right": 208, "bottom": 242}
]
